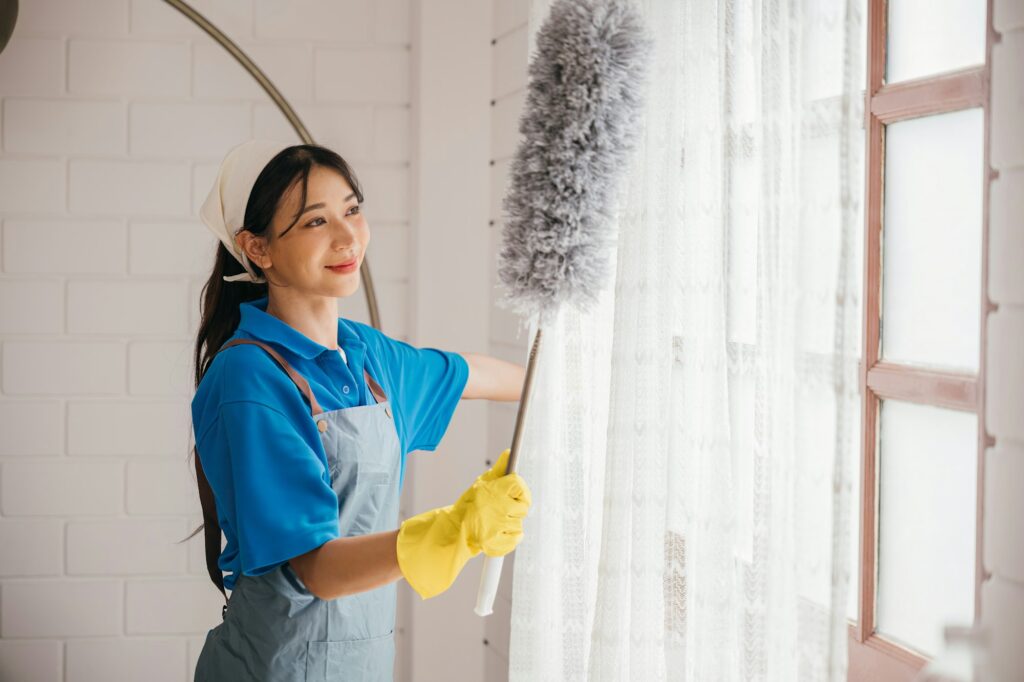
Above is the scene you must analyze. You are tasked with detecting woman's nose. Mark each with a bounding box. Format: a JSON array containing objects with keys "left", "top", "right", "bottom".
[
  {"left": 330, "top": 219, "right": 356, "bottom": 247},
  {"left": 331, "top": 237, "right": 354, "bottom": 252}
]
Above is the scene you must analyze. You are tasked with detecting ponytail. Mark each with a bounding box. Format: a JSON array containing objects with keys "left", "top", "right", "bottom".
[{"left": 180, "top": 244, "right": 267, "bottom": 606}]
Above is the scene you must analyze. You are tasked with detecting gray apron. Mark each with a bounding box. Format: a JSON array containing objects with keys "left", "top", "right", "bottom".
[{"left": 195, "top": 338, "right": 401, "bottom": 681}]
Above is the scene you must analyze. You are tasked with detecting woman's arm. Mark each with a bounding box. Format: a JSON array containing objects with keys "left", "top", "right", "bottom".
[
  {"left": 287, "top": 353, "right": 526, "bottom": 599},
  {"left": 460, "top": 352, "right": 525, "bottom": 401},
  {"left": 289, "top": 530, "right": 402, "bottom": 601}
]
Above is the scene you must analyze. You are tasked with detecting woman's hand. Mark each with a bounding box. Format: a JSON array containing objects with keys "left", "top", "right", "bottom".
[{"left": 395, "top": 449, "right": 531, "bottom": 599}]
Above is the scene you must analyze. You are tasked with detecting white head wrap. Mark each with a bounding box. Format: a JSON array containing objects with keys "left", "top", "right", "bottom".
[{"left": 200, "top": 139, "right": 293, "bottom": 283}]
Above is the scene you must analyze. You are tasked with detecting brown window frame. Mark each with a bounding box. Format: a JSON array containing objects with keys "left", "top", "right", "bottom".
[{"left": 848, "top": 0, "right": 995, "bottom": 679}]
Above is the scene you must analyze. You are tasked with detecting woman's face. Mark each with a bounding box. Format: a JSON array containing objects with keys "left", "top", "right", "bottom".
[{"left": 259, "top": 165, "right": 369, "bottom": 298}]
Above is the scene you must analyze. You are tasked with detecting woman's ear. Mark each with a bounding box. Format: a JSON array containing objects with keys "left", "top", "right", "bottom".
[{"left": 236, "top": 231, "right": 272, "bottom": 270}]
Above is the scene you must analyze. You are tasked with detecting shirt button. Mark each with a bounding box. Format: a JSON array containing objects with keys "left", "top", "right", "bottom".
[
  {"left": 317, "top": 420, "right": 328, "bottom": 433},
  {"left": 342, "top": 385, "right": 350, "bottom": 394}
]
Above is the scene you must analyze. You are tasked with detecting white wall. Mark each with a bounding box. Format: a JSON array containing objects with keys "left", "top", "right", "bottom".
[
  {"left": 0, "top": 1, "right": 414, "bottom": 679},
  {"left": 403, "top": 1, "right": 530, "bottom": 681},
  {"left": 403, "top": 0, "right": 491, "bottom": 681},
  {"left": 981, "top": 1, "right": 1024, "bottom": 679},
  {"left": 483, "top": 3, "right": 531, "bottom": 682}
]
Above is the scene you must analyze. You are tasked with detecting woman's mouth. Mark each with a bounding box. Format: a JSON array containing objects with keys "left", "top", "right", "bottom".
[{"left": 326, "top": 258, "right": 358, "bottom": 274}]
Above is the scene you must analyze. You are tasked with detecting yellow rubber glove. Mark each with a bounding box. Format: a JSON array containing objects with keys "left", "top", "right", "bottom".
[{"left": 396, "top": 449, "right": 531, "bottom": 599}]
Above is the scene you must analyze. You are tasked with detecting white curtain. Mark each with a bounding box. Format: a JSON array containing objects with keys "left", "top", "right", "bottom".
[{"left": 507, "top": 0, "right": 865, "bottom": 680}]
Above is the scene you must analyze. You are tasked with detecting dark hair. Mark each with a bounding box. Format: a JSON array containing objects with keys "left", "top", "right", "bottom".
[{"left": 179, "top": 144, "right": 364, "bottom": 602}]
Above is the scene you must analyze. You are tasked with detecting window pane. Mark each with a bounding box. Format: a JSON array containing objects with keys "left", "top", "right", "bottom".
[
  {"left": 886, "top": 0, "right": 986, "bottom": 83},
  {"left": 881, "top": 108, "right": 983, "bottom": 372},
  {"left": 876, "top": 399, "right": 977, "bottom": 657}
]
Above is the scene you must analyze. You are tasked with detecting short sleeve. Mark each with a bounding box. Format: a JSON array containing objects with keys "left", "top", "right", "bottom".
[
  {"left": 218, "top": 400, "right": 340, "bottom": 577},
  {"left": 368, "top": 333, "right": 469, "bottom": 454}
]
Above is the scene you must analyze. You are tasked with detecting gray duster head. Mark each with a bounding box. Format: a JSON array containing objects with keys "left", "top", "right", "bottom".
[{"left": 497, "top": 0, "right": 651, "bottom": 325}]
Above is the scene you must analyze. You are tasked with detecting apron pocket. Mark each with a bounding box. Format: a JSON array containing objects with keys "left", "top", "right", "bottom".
[
  {"left": 337, "top": 466, "right": 393, "bottom": 536},
  {"left": 305, "top": 630, "right": 395, "bottom": 682}
]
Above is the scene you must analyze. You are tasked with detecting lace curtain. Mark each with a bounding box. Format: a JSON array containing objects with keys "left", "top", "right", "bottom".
[{"left": 507, "top": 0, "right": 865, "bottom": 680}]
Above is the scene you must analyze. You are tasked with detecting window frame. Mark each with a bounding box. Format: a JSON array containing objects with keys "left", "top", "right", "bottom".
[{"left": 848, "top": 0, "right": 995, "bottom": 678}]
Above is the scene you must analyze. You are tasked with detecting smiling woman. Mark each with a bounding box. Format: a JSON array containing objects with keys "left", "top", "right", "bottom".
[
  {"left": 184, "top": 140, "right": 533, "bottom": 681},
  {"left": 233, "top": 163, "right": 372, "bottom": 347}
]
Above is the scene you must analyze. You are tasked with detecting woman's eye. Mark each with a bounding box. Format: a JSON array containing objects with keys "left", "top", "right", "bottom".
[{"left": 307, "top": 206, "right": 359, "bottom": 226}]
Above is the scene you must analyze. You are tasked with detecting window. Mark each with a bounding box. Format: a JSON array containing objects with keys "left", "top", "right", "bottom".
[{"left": 849, "top": 0, "right": 992, "bottom": 678}]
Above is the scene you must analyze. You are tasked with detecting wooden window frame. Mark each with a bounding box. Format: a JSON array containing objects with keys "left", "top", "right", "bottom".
[{"left": 848, "top": 0, "right": 995, "bottom": 679}]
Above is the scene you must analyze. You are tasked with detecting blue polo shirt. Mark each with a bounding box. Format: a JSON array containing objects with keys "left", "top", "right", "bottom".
[{"left": 190, "top": 296, "right": 468, "bottom": 590}]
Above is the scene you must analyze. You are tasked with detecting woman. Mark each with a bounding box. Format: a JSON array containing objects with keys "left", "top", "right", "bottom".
[{"left": 188, "top": 139, "right": 531, "bottom": 681}]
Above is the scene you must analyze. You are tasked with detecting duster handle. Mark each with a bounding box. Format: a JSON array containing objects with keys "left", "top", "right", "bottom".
[{"left": 474, "top": 327, "right": 543, "bottom": 617}]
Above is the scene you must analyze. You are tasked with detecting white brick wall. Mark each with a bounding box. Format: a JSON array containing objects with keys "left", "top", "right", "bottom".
[
  {"left": 65, "top": 638, "right": 187, "bottom": 682},
  {"left": 982, "top": 2, "right": 1024, "bottom": 680},
  {"left": 0, "top": 0, "right": 413, "bottom": 679},
  {"left": 3, "top": 220, "right": 127, "bottom": 274}
]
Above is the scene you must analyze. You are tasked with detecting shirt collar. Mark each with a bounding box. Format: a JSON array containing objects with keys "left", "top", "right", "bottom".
[{"left": 236, "top": 296, "right": 367, "bottom": 361}]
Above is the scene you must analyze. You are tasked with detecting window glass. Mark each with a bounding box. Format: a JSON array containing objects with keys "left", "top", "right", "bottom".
[
  {"left": 876, "top": 399, "right": 977, "bottom": 656},
  {"left": 887, "top": 0, "right": 986, "bottom": 83},
  {"left": 881, "top": 108, "right": 984, "bottom": 372}
]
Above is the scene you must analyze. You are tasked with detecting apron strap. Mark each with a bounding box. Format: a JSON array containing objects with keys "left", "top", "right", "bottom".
[
  {"left": 365, "top": 369, "right": 388, "bottom": 404},
  {"left": 221, "top": 338, "right": 325, "bottom": 416},
  {"left": 219, "top": 338, "right": 389, "bottom": 414}
]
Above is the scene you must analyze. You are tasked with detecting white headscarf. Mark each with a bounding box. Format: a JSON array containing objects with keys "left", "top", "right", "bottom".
[{"left": 200, "top": 139, "right": 293, "bottom": 283}]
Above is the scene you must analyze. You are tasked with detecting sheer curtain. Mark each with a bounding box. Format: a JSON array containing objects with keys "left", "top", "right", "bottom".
[{"left": 507, "top": 0, "right": 865, "bottom": 680}]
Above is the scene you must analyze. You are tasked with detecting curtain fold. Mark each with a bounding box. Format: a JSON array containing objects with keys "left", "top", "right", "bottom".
[{"left": 508, "top": 0, "right": 864, "bottom": 679}]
